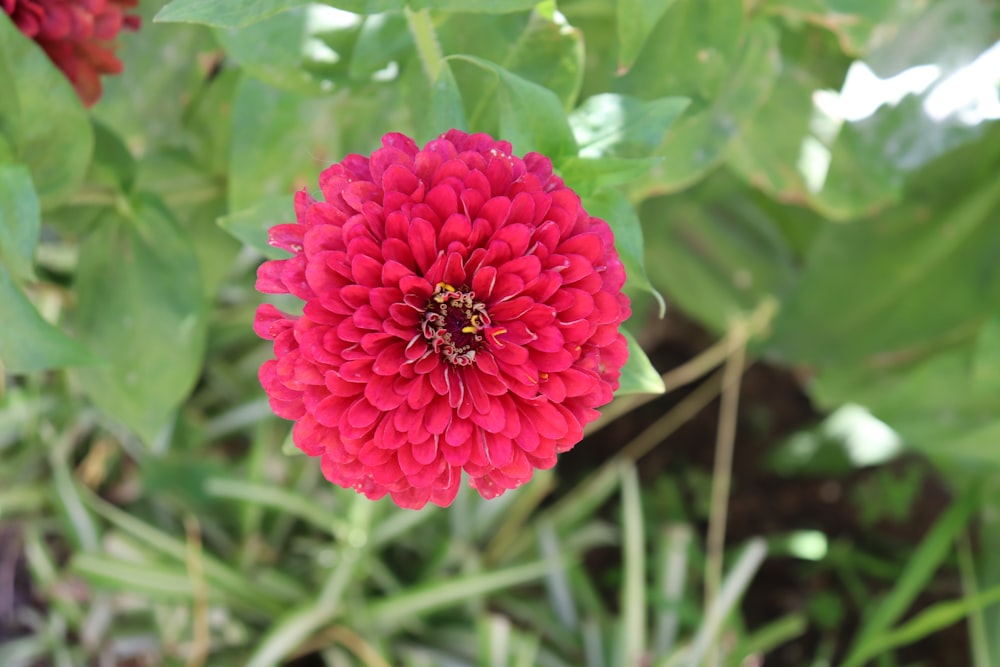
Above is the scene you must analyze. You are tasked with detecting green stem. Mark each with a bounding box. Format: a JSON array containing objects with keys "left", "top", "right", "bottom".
[{"left": 405, "top": 7, "right": 443, "bottom": 83}]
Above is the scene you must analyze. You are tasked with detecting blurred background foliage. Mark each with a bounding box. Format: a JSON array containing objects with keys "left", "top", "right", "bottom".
[{"left": 2, "top": 0, "right": 1000, "bottom": 665}]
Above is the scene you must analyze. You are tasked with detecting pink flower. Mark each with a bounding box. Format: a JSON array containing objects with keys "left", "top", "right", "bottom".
[
  {"left": 3, "top": 0, "right": 140, "bottom": 107},
  {"left": 255, "top": 130, "right": 630, "bottom": 509}
]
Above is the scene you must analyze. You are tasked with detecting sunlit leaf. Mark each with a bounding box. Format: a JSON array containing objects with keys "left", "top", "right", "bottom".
[
  {"left": 571, "top": 94, "right": 690, "bottom": 159},
  {"left": 582, "top": 189, "right": 665, "bottom": 314},
  {"left": 155, "top": 0, "right": 311, "bottom": 28},
  {"left": 447, "top": 55, "right": 577, "bottom": 157},
  {"left": 617, "top": 330, "right": 665, "bottom": 395}
]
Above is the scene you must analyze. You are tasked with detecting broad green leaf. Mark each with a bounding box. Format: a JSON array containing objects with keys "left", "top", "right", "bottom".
[
  {"left": 136, "top": 150, "right": 233, "bottom": 298},
  {"left": 640, "top": 178, "right": 798, "bottom": 334},
  {"left": 760, "top": 0, "right": 902, "bottom": 56},
  {"left": 615, "top": 0, "right": 744, "bottom": 102},
  {"left": 617, "top": 0, "right": 679, "bottom": 71},
  {"left": 447, "top": 55, "right": 577, "bottom": 158},
  {"left": 0, "top": 15, "right": 93, "bottom": 209},
  {"left": 217, "top": 195, "right": 295, "bottom": 259},
  {"left": 95, "top": 0, "right": 216, "bottom": 151},
  {"left": 438, "top": 10, "right": 583, "bottom": 125},
  {"left": 349, "top": 11, "right": 412, "bottom": 80},
  {"left": 73, "top": 195, "right": 208, "bottom": 443},
  {"left": 617, "top": 329, "right": 665, "bottom": 395},
  {"left": 155, "top": 0, "right": 311, "bottom": 28},
  {"left": 726, "top": 65, "right": 904, "bottom": 221},
  {"left": 0, "top": 265, "right": 93, "bottom": 373},
  {"left": 865, "top": 0, "right": 996, "bottom": 78},
  {"left": 428, "top": 61, "right": 469, "bottom": 136},
  {"left": 412, "top": 0, "right": 539, "bottom": 11},
  {"left": 811, "top": 319, "right": 1000, "bottom": 466},
  {"left": 502, "top": 11, "right": 584, "bottom": 110},
  {"left": 570, "top": 94, "right": 690, "bottom": 158},
  {"left": 88, "top": 121, "right": 138, "bottom": 194},
  {"left": 228, "top": 74, "right": 342, "bottom": 212},
  {"left": 582, "top": 189, "right": 664, "bottom": 313},
  {"left": 216, "top": 4, "right": 361, "bottom": 94},
  {"left": 0, "top": 164, "right": 39, "bottom": 281},
  {"left": 558, "top": 156, "right": 663, "bottom": 191},
  {"left": 632, "top": 20, "right": 780, "bottom": 195},
  {"left": 769, "top": 180, "right": 1000, "bottom": 366}
]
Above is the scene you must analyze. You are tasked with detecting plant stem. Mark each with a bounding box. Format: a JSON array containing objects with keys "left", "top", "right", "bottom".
[
  {"left": 703, "top": 318, "right": 747, "bottom": 612},
  {"left": 405, "top": 7, "right": 443, "bottom": 83}
]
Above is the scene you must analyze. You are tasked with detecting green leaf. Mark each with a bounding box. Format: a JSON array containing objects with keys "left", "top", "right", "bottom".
[
  {"left": 502, "top": 10, "right": 584, "bottom": 110},
  {"left": 0, "top": 264, "right": 93, "bottom": 373},
  {"left": 217, "top": 194, "right": 295, "bottom": 259},
  {"left": 640, "top": 178, "right": 798, "bottom": 334},
  {"left": 349, "top": 11, "right": 412, "bottom": 81},
  {"left": 559, "top": 156, "right": 663, "bottom": 191},
  {"left": 89, "top": 121, "right": 138, "bottom": 194},
  {"left": 615, "top": 0, "right": 744, "bottom": 102},
  {"left": 617, "top": 329, "right": 665, "bottom": 395},
  {"left": 94, "top": 3, "right": 216, "bottom": 151},
  {"left": 73, "top": 195, "right": 208, "bottom": 443},
  {"left": 0, "top": 15, "right": 93, "bottom": 209},
  {"left": 582, "top": 189, "right": 664, "bottom": 314},
  {"left": 570, "top": 94, "right": 690, "bottom": 158},
  {"left": 228, "top": 74, "right": 350, "bottom": 212},
  {"left": 412, "top": 0, "right": 539, "bottom": 11},
  {"left": 0, "top": 164, "right": 39, "bottom": 281},
  {"left": 437, "top": 9, "right": 583, "bottom": 129},
  {"left": 759, "top": 0, "right": 899, "bottom": 56},
  {"left": 420, "top": 61, "right": 469, "bottom": 139},
  {"left": 136, "top": 149, "right": 233, "bottom": 298},
  {"left": 858, "top": 583, "right": 1000, "bottom": 663},
  {"left": 770, "top": 180, "right": 1000, "bottom": 366},
  {"left": 215, "top": 5, "right": 361, "bottom": 94},
  {"left": 155, "top": 0, "right": 311, "bottom": 28},
  {"left": 632, "top": 20, "right": 781, "bottom": 195},
  {"left": 810, "top": 318, "right": 1000, "bottom": 467},
  {"left": 447, "top": 55, "right": 577, "bottom": 157},
  {"left": 617, "top": 0, "right": 679, "bottom": 71}
]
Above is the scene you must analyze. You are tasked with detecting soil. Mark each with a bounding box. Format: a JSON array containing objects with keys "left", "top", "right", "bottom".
[{"left": 557, "top": 309, "right": 968, "bottom": 667}]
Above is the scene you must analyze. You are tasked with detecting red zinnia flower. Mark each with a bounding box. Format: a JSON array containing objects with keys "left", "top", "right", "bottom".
[
  {"left": 3, "top": 0, "right": 140, "bottom": 106},
  {"left": 255, "top": 130, "right": 631, "bottom": 509}
]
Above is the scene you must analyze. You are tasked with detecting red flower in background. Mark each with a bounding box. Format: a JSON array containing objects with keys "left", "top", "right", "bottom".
[
  {"left": 3, "top": 0, "right": 139, "bottom": 106},
  {"left": 255, "top": 130, "right": 630, "bottom": 509}
]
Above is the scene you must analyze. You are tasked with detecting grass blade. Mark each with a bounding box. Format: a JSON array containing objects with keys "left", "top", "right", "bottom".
[
  {"left": 841, "top": 483, "right": 981, "bottom": 667},
  {"left": 620, "top": 464, "right": 646, "bottom": 666}
]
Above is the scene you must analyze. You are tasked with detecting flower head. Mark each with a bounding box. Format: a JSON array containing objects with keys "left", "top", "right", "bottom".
[
  {"left": 3, "top": 0, "right": 140, "bottom": 106},
  {"left": 255, "top": 130, "right": 631, "bottom": 509}
]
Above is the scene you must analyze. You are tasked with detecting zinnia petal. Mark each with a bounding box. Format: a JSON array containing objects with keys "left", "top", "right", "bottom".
[{"left": 255, "top": 130, "right": 630, "bottom": 509}]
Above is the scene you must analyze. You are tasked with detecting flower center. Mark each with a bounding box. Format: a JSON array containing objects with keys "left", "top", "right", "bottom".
[{"left": 422, "top": 283, "right": 500, "bottom": 365}]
